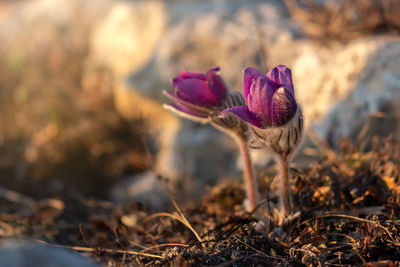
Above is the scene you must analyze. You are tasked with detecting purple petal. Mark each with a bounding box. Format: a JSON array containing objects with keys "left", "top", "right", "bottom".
[
  {"left": 206, "top": 67, "right": 228, "bottom": 102},
  {"left": 164, "top": 104, "right": 209, "bottom": 121},
  {"left": 243, "top": 67, "right": 264, "bottom": 102},
  {"left": 163, "top": 90, "right": 212, "bottom": 117},
  {"left": 247, "top": 77, "right": 276, "bottom": 126},
  {"left": 208, "top": 66, "right": 220, "bottom": 72},
  {"left": 266, "top": 65, "right": 294, "bottom": 96},
  {"left": 172, "top": 76, "right": 185, "bottom": 89},
  {"left": 220, "top": 106, "right": 262, "bottom": 128},
  {"left": 174, "top": 78, "right": 219, "bottom": 106},
  {"left": 179, "top": 70, "right": 207, "bottom": 80},
  {"left": 270, "top": 87, "right": 297, "bottom": 126}
]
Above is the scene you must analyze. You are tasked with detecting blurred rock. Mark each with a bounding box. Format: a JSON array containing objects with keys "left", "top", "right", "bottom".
[
  {"left": 289, "top": 37, "right": 400, "bottom": 146},
  {"left": 86, "top": 1, "right": 166, "bottom": 78},
  {"left": 111, "top": 0, "right": 297, "bottom": 204},
  {"left": 110, "top": 122, "right": 239, "bottom": 207},
  {"left": 114, "top": 0, "right": 400, "bottom": 206},
  {"left": 175, "top": 121, "right": 238, "bottom": 185},
  {"left": 111, "top": 171, "right": 169, "bottom": 210},
  {"left": 0, "top": 0, "right": 111, "bottom": 45},
  {"left": 124, "top": 0, "right": 295, "bottom": 102},
  {"left": 0, "top": 239, "right": 98, "bottom": 267}
]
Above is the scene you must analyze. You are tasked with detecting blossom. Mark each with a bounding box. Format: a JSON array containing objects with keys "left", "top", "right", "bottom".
[
  {"left": 163, "top": 67, "right": 228, "bottom": 121},
  {"left": 163, "top": 66, "right": 260, "bottom": 211},
  {"left": 219, "top": 65, "right": 303, "bottom": 216},
  {"left": 221, "top": 65, "right": 298, "bottom": 128}
]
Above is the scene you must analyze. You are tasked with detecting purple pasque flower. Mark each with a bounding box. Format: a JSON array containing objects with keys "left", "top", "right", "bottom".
[
  {"left": 163, "top": 67, "right": 228, "bottom": 121},
  {"left": 164, "top": 66, "right": 260, "bottom": 211},
  {"left": 221, "top": 65, "right": 298, "bottom": 128}
]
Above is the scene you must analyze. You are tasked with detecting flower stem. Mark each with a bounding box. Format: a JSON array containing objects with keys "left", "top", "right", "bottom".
[
  {"left": 236, "top": 136, "right": 259, "bottom": 211},
  {"left": 279, "top": 155, "right": 292, "bottom": 216}
]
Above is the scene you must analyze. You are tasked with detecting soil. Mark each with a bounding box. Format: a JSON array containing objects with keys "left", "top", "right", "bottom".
[{"left": 1, "top": 136, "right": 399, "bottom": 266}]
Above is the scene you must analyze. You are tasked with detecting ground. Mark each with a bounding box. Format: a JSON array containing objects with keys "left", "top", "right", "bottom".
[{"left": 0, "top": 136, "right": 399, "bottom": 266}]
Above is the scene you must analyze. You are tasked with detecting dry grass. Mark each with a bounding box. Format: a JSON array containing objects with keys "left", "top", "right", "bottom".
[{"left": 284, "top": 0, "right": 400, "bottom": 42}]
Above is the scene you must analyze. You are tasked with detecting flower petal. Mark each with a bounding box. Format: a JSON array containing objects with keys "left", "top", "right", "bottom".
[
  {"left": 266, "top": 65, "right": 294, "bottom": 96},
  {"left": 174, "top": 78, "right": 219, "bottom": 106},
  {"left": 271, "top": 87, "right": 297, "bottom": 126},
  {"left": 206, "top": 67, "right": 227, "bottom": 102},
  {"left": 179, "top": 70, "right": 207, "bottom": 80},
  {"left": 163, "top": 90, "right": 212, "bottom": 117},
  {"left": 243, "top": 67, "right": 264, "bottom": 102},
  {"left": 220, "top": 106, "right": 262, "bottom": 128},
  {"left": 172, "top": 76, "right": 184, "bottom": 89},
  {"left": 163, "top": 104, "right": 209, "bottom": 123},
  {"left": 247, "top": 77, "right": 276, "bottom": 126}
]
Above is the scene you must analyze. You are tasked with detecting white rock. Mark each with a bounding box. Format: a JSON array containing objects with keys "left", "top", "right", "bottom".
[
  {"left": 314, "top": 38, "right": 400, "bottom": 145},
  {"left": 87, "top": 1, "right": 166, "bottom": 78},
  {"left": 116, "top": 1, "right": 400, "bottom": 205},
  {"left": 127, "top": 0, "right": 295, "bottom": 99},
  {"left": 110, "top": 124, "right": 239, "bottom": 209},
  {"left": 110, "top": 171, "right": 169, "bottom": 210},
  {"left": 0, "top": 239, "right": 99, "bottom": 267},
  {"left": 288, "top": 37, "right": 400, "bottom": 145},
  {"left": 113, "top": 0, "right": 297, "bottom": 204}
]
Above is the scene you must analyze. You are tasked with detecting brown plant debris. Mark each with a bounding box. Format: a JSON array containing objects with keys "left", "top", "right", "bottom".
[
  {"left": 284, "top": 0, "right": 400, "bottom": 42},
  {"left": 0, "top": 137, "right": 399, "bottom": 266}
]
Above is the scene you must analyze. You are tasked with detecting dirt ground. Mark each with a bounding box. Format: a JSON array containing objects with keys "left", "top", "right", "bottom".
[{"left": 0, "top": 136, "right": 399, "bottom": 266}]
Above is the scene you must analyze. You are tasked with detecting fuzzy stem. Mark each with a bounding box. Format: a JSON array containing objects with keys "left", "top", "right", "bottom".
[
  {"left": 235, "top": 136, "right": 259, "bottom": 211},
  {"left": 279, "top": 155, "right": 292, "bottom": 216}
]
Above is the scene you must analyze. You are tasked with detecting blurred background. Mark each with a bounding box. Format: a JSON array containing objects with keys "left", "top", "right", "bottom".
[{"left": 0, "top": 0, "right": 399, "bottom": 208}]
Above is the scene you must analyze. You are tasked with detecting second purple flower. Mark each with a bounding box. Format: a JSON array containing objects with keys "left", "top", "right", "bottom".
[{"left": 163, "top": 67, "right": 228, "bottom": 121}]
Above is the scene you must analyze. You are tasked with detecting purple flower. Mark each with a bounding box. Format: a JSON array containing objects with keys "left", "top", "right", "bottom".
[
  {"left": 163, "top": 67, "right": 228, "bottom": 119},
  {"left": 164, "top": 66, "right": 260, "bottom": 211},
  {"left": 221, "top": 65, "right": 298, "bottom": 128}
]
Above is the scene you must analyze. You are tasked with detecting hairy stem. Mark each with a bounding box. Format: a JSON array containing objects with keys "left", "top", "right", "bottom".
[
  {"left": 279, "top": 155, "right": 292, "bottom": 216},
  {"left": 235, "top": 136, "right": 259, "bottom": 211}
]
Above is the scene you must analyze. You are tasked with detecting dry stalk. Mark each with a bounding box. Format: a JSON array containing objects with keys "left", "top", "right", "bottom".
[{"left": 36, "top": 240, "right": 163, "bottom": 259}]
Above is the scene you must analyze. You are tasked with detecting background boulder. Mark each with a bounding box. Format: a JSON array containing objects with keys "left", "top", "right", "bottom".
[{"left": 107, "top": 0, "right": 400, "bottom": 205}]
